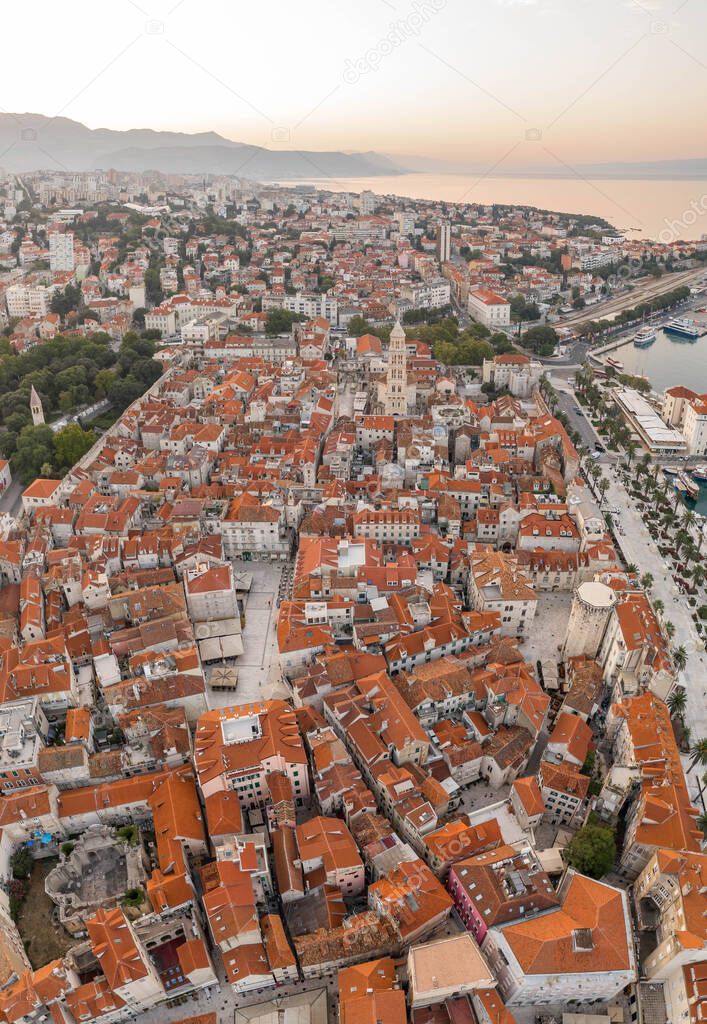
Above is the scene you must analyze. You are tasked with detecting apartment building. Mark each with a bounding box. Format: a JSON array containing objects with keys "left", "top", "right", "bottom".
[
  {"left": 49, "top": 230, "right": 75, "bottom": 271},
  {"left": 633, "top": 850, "right": 707, "bottom": 1024},
  {"left": 448, "top": 844, "right": 558, "bottom": 946},
  {"left": 484, "top": 870, "right": 636, "bottom": 1006},
  {"left": 468, "top": 550, "right": 537, "bottom": 638},
  {"left": 296, "top": 816, "right": 365, "bottom": 896},
  {"left": 6, "top": 282, "right": 55, "bottom": 318},
  {"left": 194, "top": 702, "right": 310, "bottom": 809}
]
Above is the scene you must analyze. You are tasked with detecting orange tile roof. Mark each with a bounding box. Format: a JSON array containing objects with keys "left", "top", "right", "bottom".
[
  {"left": 194, "top": 700, "right": 307, "bottom": 789},
  {"left": 86, "top": 908, "right": 148, "bottom": 990},
  {"left": 260, "top": 913, "right": 296, "bottom": 972},
  {"left": 500, "top": 872, "right": 633, "bottom": 976},
  {"left": 511, "top": 775, "right": 545, "bottom": 817}
]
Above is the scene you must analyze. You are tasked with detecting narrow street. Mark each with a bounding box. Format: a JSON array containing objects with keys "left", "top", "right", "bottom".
[{"left": 0, "top": 479, "right": 23, "bottom": 518}]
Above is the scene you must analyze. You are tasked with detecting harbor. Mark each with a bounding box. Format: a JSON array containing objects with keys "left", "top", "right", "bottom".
[{"left": 591, "top": 317, "right": 707, "bottom": 392}]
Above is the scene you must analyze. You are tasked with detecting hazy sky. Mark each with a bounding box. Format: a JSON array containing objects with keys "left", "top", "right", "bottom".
[{"left": 5, "top": 0, "right": 707, "bottom": 169}]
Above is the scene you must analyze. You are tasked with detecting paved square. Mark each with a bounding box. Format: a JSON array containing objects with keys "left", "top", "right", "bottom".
[
  {"left": 206, "top": 561, "right": 291, "bottom": 709},
  {"left": 519, "top": 591, "right": 573, "bottom": 666}
]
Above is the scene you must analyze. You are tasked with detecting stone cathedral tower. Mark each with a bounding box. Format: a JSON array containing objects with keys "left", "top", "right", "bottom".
[
  {"left": 385, "top": 321, "right": 408, "bottom": 417},
  {"left": 30, "top": 385, "right": 45, "bottom": 426}
]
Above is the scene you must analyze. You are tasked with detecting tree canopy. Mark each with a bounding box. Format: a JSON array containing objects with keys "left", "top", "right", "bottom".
[
  {"left": 265, "top": 309, "right": 306, "bottom": 335},
  {"left": 564, "top": 816, "right": 616, "bottom": 879},
  {"left": 0, "top": 332, "right": 162, "bottom": 476},
  {"left": 522, "top": 325, "right": 558, "bottom": 357}
]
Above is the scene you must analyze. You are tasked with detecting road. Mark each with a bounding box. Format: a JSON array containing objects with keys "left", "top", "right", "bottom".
[
  {"left": 0, "top": 479, "right": 23, "bottom": 518},
  {"left": 551, "top": 380, "right": 616, "bottom": 462},
  {"left": 554, "top": 387, "right": 596, "bottom": 452}
]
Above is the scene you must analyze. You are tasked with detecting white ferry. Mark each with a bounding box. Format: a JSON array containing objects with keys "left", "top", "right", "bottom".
[
  {"left": 665, "top": 317, "right": 701, "bottom": 339},
  {"left": 633, "top": 326, "right": 656, "bottom": 348}
]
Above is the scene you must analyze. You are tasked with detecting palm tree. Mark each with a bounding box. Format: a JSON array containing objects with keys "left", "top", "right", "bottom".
[
  {"left": 675, "top": 529, "right": 691, "bottom": 556},
  {"left": 697, "top": 813, "right": 707, "bottom": 839},
  {"left": 640, "top": 572, "right": 654, "bottom": 591},
  {"left": 683, "top": 508, "right": 697, "bottom": 531},
  {"left": 689, "top": 738, "right": 707, "bottom": 769},
  {"left": 667, "top": 686, "right": 687, "bottom": 720},
  {"left": 598, "top": 478, "right": 609, "bottom": 502},
  {"left": 662, "top": 510, "right": 677, "bottom": 533},
  {"left": 653, "top": 598, "right": 664, "bottom": 614},
  {"left": 692, "top": 565, "right": 706, "bottom": 590},
  {"left": 638, "top": 454, "right": 651, "bottom": 478},
  {"left": 622, "top": 442, "right": 639, "bottom": 468},
  {"left": 672, "top": 645, "right": 688, "bottom": 673},
  {"left": 664, "top": 620, "right": 676, "bottom": 640}
]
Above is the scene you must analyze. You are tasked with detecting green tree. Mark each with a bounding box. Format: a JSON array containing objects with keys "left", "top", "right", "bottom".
[
  {"left": 510, "top": 295, "right": 540, "bottom": 323},
  {"left": 565, "top": 817, "right": 616, "bottom": 879},
  {"left": 345, "top": 315, "right": 373, "bottom": 338},
  {"left": 522, "top": 325, "right": 558, "bottom": 357},
  {"left": 640, "top": 572, "right": 654, "bottom": 591},
  {"left": 11, "top": 847, "right": 32, "bottom": 880},
  {"left": 144, "top": 263, "right": 164, "bottom": 306},
  {"left": 666, "top": 686, "right": 687, "bottom": 721},
  {"left": 53, "top": 423, "right": 96, "bottom": 471},
  {"left": 624, "top": 439, "right": 638, "bottom": 468},
  {"left": 11, "top": 424, "right": 55, "bottom": 483},
  {"left": 672, "top": 646, "right": 688, "bottom": 673},
  {"left": 265, "top": 309, "right": 306, "bottom": 336},
  {"left": 95, "top": 369, "right": 116, "bottom": 399},
  {"left": 689, "top": 738, "right": 707, "bottom": 769}
]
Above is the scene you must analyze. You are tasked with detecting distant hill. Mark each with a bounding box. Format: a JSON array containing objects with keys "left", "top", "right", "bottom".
[
  {"left": 575, "top": 157, "right": 707, "bottom": 180},
  {"left": 390, "top": 151, "right": 707, "bottom": 181},
  {"left": 0, "top": 113, "right": 402, "bottom": 178}
]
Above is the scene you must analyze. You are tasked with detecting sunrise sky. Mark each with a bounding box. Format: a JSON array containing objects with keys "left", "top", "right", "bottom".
[{"left": 5, "top": 0, "right": 706, "bottom": 170}]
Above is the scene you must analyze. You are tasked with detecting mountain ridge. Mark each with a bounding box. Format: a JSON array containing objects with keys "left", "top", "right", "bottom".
[{"left": 0, "top": 113, "right": 402, "bottom": 178}]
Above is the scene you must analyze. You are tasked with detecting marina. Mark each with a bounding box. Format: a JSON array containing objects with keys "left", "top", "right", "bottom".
[{"left": 600, "top": 321, "right": 707, "bottom": 392}]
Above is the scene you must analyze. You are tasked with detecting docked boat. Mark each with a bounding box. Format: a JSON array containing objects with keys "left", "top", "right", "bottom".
[
  {"left": 633, "top": 326, "right": 656, "bottom": 347},
  {"left": 676, "top": 473, "right": 700, "bottom": 500},
  {"left": 665, "top": 317, "right": 701, "bottom": 339},
  {"left": 692, "top": 464, "right": 707, "bottom": 483},
  {"left": 663, "top": 466, "right": 680, "bottom": 476},
  {"left": 606, "top": 356, "right": 624, "bottom": 369}
]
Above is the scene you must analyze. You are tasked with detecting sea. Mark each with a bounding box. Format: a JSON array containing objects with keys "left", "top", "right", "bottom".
[
  {"left": 611, "top": 328, "right": 707, "bottom": 394},
  {"left": 275, "top": 172, "right": 707, "bottom": 242}
]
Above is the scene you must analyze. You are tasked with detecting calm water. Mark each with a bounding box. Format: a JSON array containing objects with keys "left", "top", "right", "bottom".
[
  {"left": 276, "top": 173, "right": 707, "bottom": 241},
  {"left": 611, "top": 329, "right": 707, "bottom": 393}
]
